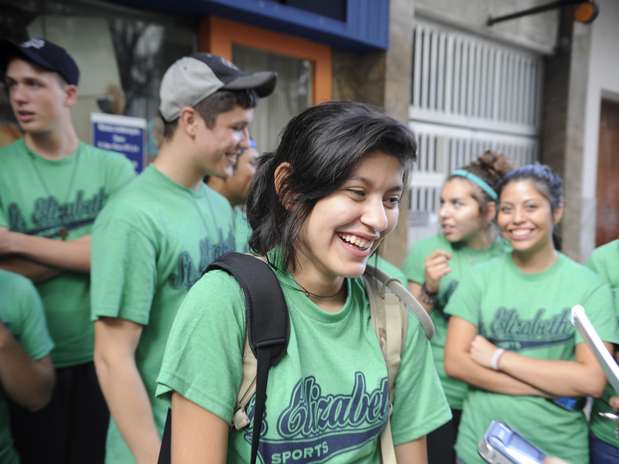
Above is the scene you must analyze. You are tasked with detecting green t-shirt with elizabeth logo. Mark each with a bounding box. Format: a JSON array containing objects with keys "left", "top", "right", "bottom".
[
  {"left": 91, "top": 165, "right": 236, "bottom": 463},
  {"left": 0, "top": 139, "right": 134, "bottom": 367},
  {"left": 156, "top": 252, "right": 451, "bottom": 463},
  {"left": 403, "top": 233, "right": 509, "bottom": 409},
  {"left": 445, "top": 253, "right": 619, "bottom": 463}
]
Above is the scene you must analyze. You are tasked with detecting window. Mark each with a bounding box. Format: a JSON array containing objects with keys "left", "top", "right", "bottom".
[
  {"left": 0, "top": 0, "right": 196, "bottom": 156},
  {"left": 200, "top": 16, "right": 332, "bottom": 153},
  {"left": 409, "top": 18, "right": 542, "bottom": 243}
]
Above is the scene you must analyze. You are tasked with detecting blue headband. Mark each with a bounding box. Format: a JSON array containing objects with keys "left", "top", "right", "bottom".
[{"left": 452, "top": 169, "right": 498, "bottom": 201}]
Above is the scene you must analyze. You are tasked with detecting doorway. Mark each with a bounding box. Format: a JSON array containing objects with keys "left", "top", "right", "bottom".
[{"left": 596, "top": 99, "right": 619, "bottom": 246}]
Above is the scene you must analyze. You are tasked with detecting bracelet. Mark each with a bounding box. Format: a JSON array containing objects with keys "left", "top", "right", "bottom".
[
  {"left": 420, "top": 282, "right": 437, "bottom": 307},
  {"left": 490, "top": 348, "right": 505, "bottom": 370}
]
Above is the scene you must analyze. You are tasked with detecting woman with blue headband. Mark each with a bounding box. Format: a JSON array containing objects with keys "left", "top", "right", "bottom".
[{"left": 403, "top": 150, "right": 512, "bottom": 463}]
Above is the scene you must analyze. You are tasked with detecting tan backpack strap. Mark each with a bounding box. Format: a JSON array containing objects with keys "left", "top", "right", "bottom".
[
  {"left": 232, "top": 334, "right": 257, "bottom": 430},
  {"left": 380, "top": 418, "right": 398, "bottom": 464},
  {"left": 363, "top": 274, "right": 404, "bottom": 464},
  {"left": 365, "top": 265, "right": 435, "bottom": 340},
  {"left": 383, "top": 291, "right": 403, "bottom": 402},
  {"left": 380, "top": 291, "right": 402, "bottom": 464}
]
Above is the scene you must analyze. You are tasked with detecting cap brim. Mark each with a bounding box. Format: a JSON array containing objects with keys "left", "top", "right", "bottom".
[
  {"left": 0, "top": 39, "right": 55, "bottom": 76},
  {"left": 222, "top": 71, "right": 277, "bottom": 98}
]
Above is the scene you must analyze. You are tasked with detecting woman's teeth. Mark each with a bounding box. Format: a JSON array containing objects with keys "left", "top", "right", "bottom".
[{"left": 339, "top": 234, "right": 371, "bottom": 250}]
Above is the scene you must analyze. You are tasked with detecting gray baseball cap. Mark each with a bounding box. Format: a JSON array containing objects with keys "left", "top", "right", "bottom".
[{"left": 159, "top": 53, "right": 277, "bottom": 122}]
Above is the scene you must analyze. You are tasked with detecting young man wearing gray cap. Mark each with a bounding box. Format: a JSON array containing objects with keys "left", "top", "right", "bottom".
[
  {"left": 0, "top": 38, "right": 135, "bottom": 463},
  {"left": 90, "top": 53, "right": 276, "bottom": 464}
]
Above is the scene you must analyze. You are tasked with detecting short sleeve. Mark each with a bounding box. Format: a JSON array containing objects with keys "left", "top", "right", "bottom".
[
  {"left": 403, "top": 243, "right": 426, "bottom": 285},
  {"left": 444, "top": 272, "right": 482, "bottom": 326},
  {"left": 391, "top": 316, "right": 451, "bottom": 444},
  {"left": 105, "top": 153, "right": 136, "bottom": 196},
  {"left": 156, "top": 270, "right": 246, "bottom": 423},
  {"left": 91, "top": 217, "right": 157, "bottom": 324},
  {"left": 577, "top": 282, "right": 619, "bottom": 345},
  {"left": 15, "top": 277, "right": 54, "bottom": 360}
]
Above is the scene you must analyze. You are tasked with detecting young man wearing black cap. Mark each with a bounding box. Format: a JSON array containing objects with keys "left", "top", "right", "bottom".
[
  {"left": 0, "top": 38, "right": 135, "bottom": 463},
  {"left": 90, "top": 53, "right": 276, "bottom": 463}
]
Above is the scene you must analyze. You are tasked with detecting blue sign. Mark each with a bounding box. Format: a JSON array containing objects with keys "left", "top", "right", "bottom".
[{"left": 91, "top": 112, "right": 146, "bottom": 172}]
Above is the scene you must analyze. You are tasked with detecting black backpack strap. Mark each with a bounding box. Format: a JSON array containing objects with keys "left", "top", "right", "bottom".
[
  {"left": 157, "top": 252, "right": 289, "bottom": 464},
  {"left": 207, "top": 252, "right": 289, "bottom": 464}
]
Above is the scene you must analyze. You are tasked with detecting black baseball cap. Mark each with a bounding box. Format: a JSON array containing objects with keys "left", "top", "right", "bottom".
[
  {"left": 159, "top": 53, "right": 277, "bottom": 122},
  {"left": 0, "top": 37, "right": 80, "bottom": 85}
]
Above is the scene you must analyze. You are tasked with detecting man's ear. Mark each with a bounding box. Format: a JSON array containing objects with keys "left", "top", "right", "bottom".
[
  {"left": 178, "top": 107, "right": 199, "bottom": 138},
  {"left": 64, "top": 85, "right": 78, "bottom": 106}
]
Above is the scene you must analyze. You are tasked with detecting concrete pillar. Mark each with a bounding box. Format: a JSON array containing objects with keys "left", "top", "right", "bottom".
[
  {"left": 541, "top": 7, "right": 592, "bottom": 261},
  {"left": 332, "top": 0, "right": 415, "bottom": 266}
]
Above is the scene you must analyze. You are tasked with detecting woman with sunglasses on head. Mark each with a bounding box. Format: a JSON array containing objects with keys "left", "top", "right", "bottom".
[
  {"left": 586, "top": 238, "right": 619, "bottom": 464},
  {"left": 156, "top": 101, "right": 451, "bottom": 463},
  {"left": 403, "top": 150, "right": 512, "bottom": 463},
  {"left": 444, "top": 164, "right": 619, "bottom": 463}
]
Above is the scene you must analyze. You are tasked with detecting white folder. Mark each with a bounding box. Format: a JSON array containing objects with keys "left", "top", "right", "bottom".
[{"left": 571, "top": 305, "right": 619, "bottom": 393}]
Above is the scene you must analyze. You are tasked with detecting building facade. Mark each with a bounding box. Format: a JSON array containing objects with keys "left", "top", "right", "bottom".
[{"left": 1, "top": 0, "right": 617, "bottom": 263}]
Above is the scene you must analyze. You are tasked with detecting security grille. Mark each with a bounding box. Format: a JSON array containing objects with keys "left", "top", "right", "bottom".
[{"left": 409, "top": 18, "right": 543, "bottom": 242}]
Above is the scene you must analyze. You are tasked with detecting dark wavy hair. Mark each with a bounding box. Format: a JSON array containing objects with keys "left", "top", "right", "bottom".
[
  {"left": 497, "top": 163, "right": 564, "bottom": 249},
  {"left": 497, "top": 163, "right": 564, "bottom": 212},
  {"left": 247, "top": 101, "right": 417, "bottom": 270}
]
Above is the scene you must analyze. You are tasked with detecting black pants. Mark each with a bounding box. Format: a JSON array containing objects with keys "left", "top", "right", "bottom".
[
  {"left": 427, "top": 408, "right": 462, "bottom": 464},
  {"left": 9, "top": 361, "right": 109, "bottom": 464}
]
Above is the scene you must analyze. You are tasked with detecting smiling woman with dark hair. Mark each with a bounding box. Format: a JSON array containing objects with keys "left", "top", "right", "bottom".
[
  {"left": 156, "top": 101, "right": 451, "bottom": 463},
  {"left": 444, "top": 164, "right": 619, "bottom": 463}
]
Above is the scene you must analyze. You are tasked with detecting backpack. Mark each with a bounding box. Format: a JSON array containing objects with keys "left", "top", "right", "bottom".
[{"left": 158, "top": 252, "right": 434, "bottom": 464}]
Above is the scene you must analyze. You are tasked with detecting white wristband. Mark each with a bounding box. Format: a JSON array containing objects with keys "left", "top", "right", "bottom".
[{"left": 490, "top": 348, "right": 505, "bottom": 370}]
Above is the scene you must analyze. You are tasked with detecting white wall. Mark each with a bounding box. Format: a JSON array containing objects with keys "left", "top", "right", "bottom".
[
  {"left": 414, "top": 0, "right": 558, "bottom": 53},
  {"left": 580, "top": 0, "right": 619, "bottom": 258}
]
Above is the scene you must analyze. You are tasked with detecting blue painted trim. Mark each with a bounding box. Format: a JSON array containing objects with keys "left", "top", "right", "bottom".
[{"left": 108, "top": 0, "right": 389, "bottom": 50}]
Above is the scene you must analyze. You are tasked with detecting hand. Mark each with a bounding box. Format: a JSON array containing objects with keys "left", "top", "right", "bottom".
[
  {"left": 470, "top": 335, "right": 499, "bottom": 368},
  {"left": 423, "top": 250, "right": 452, "bottom": 293},
  {"left": 0, "top": 228, "right": 17, "bottom": 255},
  {"left": 610, "top": 396, "right": 619, "bottom": 410}
]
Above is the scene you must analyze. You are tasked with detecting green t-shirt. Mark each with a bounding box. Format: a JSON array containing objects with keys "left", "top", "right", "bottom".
[
  {"left": 403, "top": 234, "right": 508, "bottom": 409},
  {"left": 0, "top": 269, "right": 54, "bottom": 464},
  {"left": 233, "top": 206, "right": 252, "bottom": 253},
  {"left": 586, "top": 239, "right": 619, "bottom": 449},
  {"left": 0, "top": 139, "right": 134, "bottom": 367},
  {"left": 156, "top": 260, "right": 451, "bottom": 463},
  {"left": 445, "top": 253, "right": 619, "bottom": 463},
  {"left": 91, "top": 165, "right": 236, "bottom": 463},
  {"left": 371, "top": 255, "right": 408, "bottom": 286}
]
